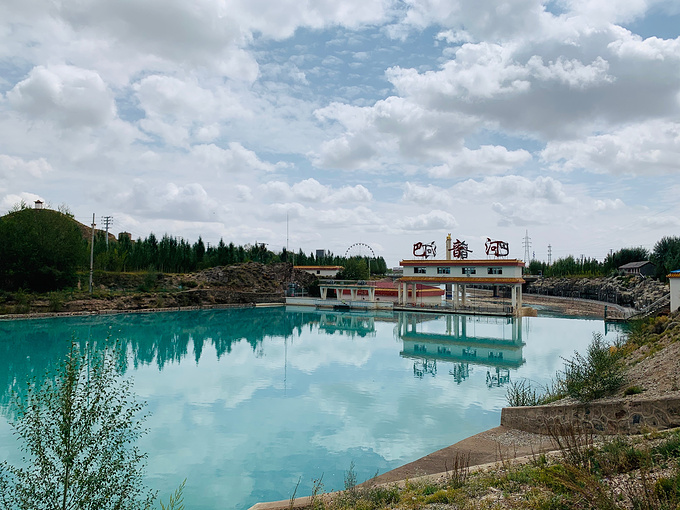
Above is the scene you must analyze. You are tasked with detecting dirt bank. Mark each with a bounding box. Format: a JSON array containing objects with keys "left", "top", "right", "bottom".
[{"left": 0, "top": 262, "right": 317, "bottom": 316}]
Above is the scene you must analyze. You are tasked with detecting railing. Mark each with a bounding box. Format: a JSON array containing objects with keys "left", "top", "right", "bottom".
[
  {"left": 396, "top": 301, "right": 514, "bottom": 315},
  {"left": 627, "top": 293, "right": 670, "bottom": 320}
]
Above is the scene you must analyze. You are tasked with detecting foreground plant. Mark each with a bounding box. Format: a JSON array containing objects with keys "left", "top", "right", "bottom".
[{"left": 0, "top": 342, "right": 156, "bottom": 510}]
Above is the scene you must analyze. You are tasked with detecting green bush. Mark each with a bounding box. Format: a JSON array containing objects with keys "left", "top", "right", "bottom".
[
  {"left": 623, "top": 385, "right": 644, "bottom": 396},
  {"left": 561, "top": 333, "right": 625, "bottom": 402}
]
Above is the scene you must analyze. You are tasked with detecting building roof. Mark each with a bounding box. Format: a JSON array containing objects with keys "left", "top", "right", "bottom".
[
  {"left": 294, "top": 266, "right": 344, "bottom": 270},
  {"left": 400, "top": 276, "right": 525, "bottom": 285},
  {"left": 619, "top": 261, "right": 654, "bottom": 269},
  {"left": 667, "top": 270, "right": 680, "bottom": 278},
  {"left": 400, "top": 258, "right": 525, "bottom": 267}
]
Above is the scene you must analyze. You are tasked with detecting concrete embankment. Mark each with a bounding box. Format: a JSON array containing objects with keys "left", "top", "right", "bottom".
[{"left": 502, "top": 393, "right": 680, "bottom": 435}]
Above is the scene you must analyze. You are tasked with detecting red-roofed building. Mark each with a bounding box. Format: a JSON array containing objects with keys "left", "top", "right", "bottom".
[{"left": 336, "top": 278, "right": 444, "bottom": 304}]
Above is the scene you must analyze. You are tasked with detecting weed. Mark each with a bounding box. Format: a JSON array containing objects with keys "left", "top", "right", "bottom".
[
  {"left": 444, "top": 451, "right": 470, "bottom": 489},
  {"left": 653, "top": 470, "right": 680, "bottom": 503},
  {"left": 653, "top": 430, "right": 680, "bottom": 460},
  {"left": 13, "top": 288, "right": 31, "bottom": 313},
  {"left": 423, "top": 489, "right": 451, "bottom": 504},
  {"left": 289, "top": 477, "right": 301, "bottom": 510},
  {"left": 506, "top": 379, "right": 542, "bottom": 407},
  {"left": 138, "top": 270, "right": 160, "bottom": 292},
  {"left": 48, "top": 291, "right": 65, "bottom": 312},
  {"left": 624, "top": 385, "right": 645, "bottom": 396},
  {"left": 310, "top": 474, "right": 325, "bottom": 510}
]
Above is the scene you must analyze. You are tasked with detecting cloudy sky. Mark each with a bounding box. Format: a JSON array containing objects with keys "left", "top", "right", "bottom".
[{"left": 2, "top": 0, "right": 680, "bottom": 267}]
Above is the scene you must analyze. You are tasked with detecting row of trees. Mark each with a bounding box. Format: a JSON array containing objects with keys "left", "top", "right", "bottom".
[
  {"left": 0, "top": 207, "right": 388, "bottom": 292},
  {"left": 526, "top": 244, "right": 680, "bottom": 280}
]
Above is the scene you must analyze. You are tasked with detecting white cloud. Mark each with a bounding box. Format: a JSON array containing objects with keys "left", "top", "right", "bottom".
[
  {"left": 396, "top": 210, "right": 458, "bottom": 230},
  {"left": 7, "top": 65, "right": 116, "bottom": 129},
  {"left": 115, "top": 180, "right": 227, "bottom": 222},
  {"left": 541, "top": 120, "right": 680, "bottom": 175},
  {"left": 428, "top": 146, "right": 532, "bottom": 178},
  {"left": 261, "top": 178, "right": 372, "bottom": 204},
  {"left": 0, "top": 155, "right": 52, "bottom": 180},
  {"left": 452, "top": 175, "right": 570, "bottom": 204},
  {"left": 609, "top": 34, "right": 680, "bottom": 61},
  {"left": 191, "top": 143, "right": 278, "bottom": 174}
]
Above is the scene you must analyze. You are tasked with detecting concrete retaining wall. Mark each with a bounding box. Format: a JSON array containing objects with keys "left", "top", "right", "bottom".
[{"left": 501, "top": 395, "right": 680, "bottom": 435}]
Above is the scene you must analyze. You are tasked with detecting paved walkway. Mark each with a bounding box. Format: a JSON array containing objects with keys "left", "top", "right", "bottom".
[{"left": 365, "top": 426, "right": 553, "bottom": 485}]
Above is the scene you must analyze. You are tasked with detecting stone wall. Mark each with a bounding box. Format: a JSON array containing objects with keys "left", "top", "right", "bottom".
[
  {"left": 525, "top": 276, "right": 668, "bottom": 309},
  {"left": 501, "top": 395, "right": 680, "bottom": 435}
]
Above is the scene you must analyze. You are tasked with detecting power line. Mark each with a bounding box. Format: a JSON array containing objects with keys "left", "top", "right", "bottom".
[
  {"left": 101, "top": 216, "right": 113, "bottom": 250},
  {"left": 522, "top": 230, "right": 532, "bottom": 264}
]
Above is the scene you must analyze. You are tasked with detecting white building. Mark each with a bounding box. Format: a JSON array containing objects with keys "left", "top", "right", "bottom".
[
  {"left": 399, "top": 258, "right": 526, "bottom": 313},
  {"left": 669, "top": 270, "right": 680, "bottom": 312},
  {"left": 294, "top": 265, "right": 343, "bottom": 278}
]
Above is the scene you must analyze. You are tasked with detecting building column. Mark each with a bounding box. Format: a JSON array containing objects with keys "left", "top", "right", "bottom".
[
  {"left": 351, "top": 288, "right": 358, "bottom": 301},
  {"left": 517, "top": 284, "right": 523, "bottom": 310},
  {"left": 369, "top": 287, "right": 375, "bottom": 301},
  {"left": 511, "top": 286, "right": 517, "bottom": 309},
  {"left": 321, "top": 287, "right": 328, "bottom": 300},
  {"left": 461, "top": 284, "right": 467, "bottom": 306}
]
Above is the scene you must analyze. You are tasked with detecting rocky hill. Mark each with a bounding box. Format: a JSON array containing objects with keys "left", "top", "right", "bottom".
[
  {"left": 525, "top": 274, "right": 668, "bottom": 310},
  {"left": 0, "top": 262, "right": 318, "bottom": 316}
]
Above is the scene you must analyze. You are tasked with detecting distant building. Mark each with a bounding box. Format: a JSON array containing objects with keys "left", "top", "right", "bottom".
[
  {"left": 669, "top": 270, "right": 680, "bottom": 312},
  {"left": 619, "top": 261, "right": 656, "bottom": 277},
  {"left": 34, "top": 200, "right": 43, "bottom": 210},
  {"left": 118, "top": 232, "right": 132, "bottom": 242},
  {"left": 295, "top": 265, "right": 343, "bottom": 278},
  {"left": 316, "top": 249, "right": 326, "bottom": 259}
]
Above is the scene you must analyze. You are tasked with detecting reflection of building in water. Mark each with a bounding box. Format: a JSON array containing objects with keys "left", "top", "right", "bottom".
[
  {"left": 449, "top": 363, "right": 470, "bottom": 384},
  {"left": 413, "top": 359, "right": 437, "bottom": 378},
  {"left": 398, "top": 313, "right": 525, "bottom": 381},
  {"left": 318, "top": 312, "right": 376, "bottom": 337},
  {"left": 486, "top": 367, "right": 510, "bottom": 388}
]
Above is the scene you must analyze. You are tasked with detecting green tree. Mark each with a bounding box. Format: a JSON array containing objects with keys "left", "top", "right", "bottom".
[
  {"left": 336, "top": 258, "right": 369, "bottom": 280},
  {"left": 603, "top": 246, "right": 650, "bottom": 274},
  {"left": 0, "top": 207, "right": 87, "bottom": 291},
  {"left": 652, "top": 236, "right": 680, "bottom": 281},
  {"left": 0, "top": 343, "right": 156, "bottom": 510}
]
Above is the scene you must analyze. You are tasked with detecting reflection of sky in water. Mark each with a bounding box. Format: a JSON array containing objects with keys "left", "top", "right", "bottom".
[{"left": 0, "top": 308, "right": 621, "bottom": 510}]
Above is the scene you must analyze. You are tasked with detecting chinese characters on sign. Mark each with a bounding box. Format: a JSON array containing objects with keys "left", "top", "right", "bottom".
[
  {"left": 449, "top": 239, "right": 472, "bottom": 259},
  {"left": 485, "top": 238, "right": 509, "bottom": 258},
  {"left": 413, "top": 241, "right": 437, "bottom": 259}
]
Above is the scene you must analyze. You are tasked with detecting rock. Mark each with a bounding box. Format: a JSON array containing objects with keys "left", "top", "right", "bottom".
[{"left": 525, "top": 275, "right": 668, "bottom": 310}]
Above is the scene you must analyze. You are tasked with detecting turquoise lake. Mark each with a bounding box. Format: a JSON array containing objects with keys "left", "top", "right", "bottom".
[{"left": 0, "top": 306, "right": 625, "bottom": 510}]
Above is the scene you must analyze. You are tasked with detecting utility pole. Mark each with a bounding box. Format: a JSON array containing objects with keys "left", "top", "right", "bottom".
[
  {"left": 548, "top": 244, "right": 552, "bottom": 265},
  {"left": 89, "top": 214, "right": 95, "bottom": 294},
  {"left": 101, "top": 215, "right": 113, "bottom": 249},
  {"left": 522, "top": 230, "right": 532, "bottom": 265}
]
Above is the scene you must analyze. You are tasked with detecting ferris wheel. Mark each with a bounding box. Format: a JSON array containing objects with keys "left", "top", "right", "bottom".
[{"left": 344, "top": 242, "right": 376, "bottom": 259}]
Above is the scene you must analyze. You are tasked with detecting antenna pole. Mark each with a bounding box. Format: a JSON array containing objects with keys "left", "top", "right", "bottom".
[{"left": 89, "top": 213, "right": 95, "bottom": 294}]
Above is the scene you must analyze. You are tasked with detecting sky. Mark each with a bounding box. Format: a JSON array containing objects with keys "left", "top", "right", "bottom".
[{"left": 1, "top": 0, "right": 680, "bottom": 268}]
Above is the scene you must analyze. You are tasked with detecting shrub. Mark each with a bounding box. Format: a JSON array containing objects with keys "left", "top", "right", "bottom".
[
  {"left": 561, "top": 333, "right": 625, "bottom": 402},
  {"left": 623, "top": 385, "right": 644, "bottom": 396}
]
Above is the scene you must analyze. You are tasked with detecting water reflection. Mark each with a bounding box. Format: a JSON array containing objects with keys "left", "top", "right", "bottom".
[
  {"left": 0, "top": 307, "right": 327, "bottom": 418},
  {"left": 395, "top": 313, "right": 525, "bottom": 387},
  {"left": 0, "top": 307, "right": 609, "bottom": 510}
]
